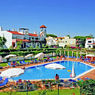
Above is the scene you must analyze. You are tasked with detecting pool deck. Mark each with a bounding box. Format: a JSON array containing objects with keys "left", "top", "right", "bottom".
[{"left": 0, "top": 58, "right": 95, "bottom": 80}]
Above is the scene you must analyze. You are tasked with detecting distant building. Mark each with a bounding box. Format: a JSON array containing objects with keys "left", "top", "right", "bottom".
[
  {"left": 85, "top": 38, "right": 95, "bottom": 48},
  {"left": 55, "top": 36, "right": 76, "bottom": 48},
  {"left": 46, "top": 36, "right": 57, "bottom": 46},
  {"left": 0, "top": 25, "right": 47, "bottom": 49}
]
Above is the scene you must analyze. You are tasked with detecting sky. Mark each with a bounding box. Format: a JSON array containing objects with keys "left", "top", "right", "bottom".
[{"left": 0, "top": 0, "right": 95, "bottom": 37}]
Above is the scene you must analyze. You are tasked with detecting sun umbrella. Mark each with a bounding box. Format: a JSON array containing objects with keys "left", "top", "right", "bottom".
[
  {"left": 86, "top": 54, "right": 95, "bottom": 57},
  {"left": 25, "top": 54, "right": 33, "bottom": 58},
  {"left": 70, "top": 64, "right": 76, "bottom": 78},
  {"left": 45, "top": 63, "right": 66, "bottom": 69},
  {"left": 0, "top": 56, "right": 3, "bottom": 62},
  {"left": 35, "top": 53, "right": 44, "bottom": 59},
  {"left": 4, "top": 54, "right": 16, "bottom": 59},
  {"left": 0, "top": 68, "right": 24, "bottom": 78}
]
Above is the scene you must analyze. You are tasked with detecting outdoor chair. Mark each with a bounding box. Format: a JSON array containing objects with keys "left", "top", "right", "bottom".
[
  {"left": 44, "top": 83, "right": 51, "bottom": 89},
  {"left": 58, "top": 80, "right": 64, "bottom": 87},
  {"left": 44, "top": 59, "right": 48, "bottom": 62},
  {"left": 8, "top": 62, "right": 12, "bottom": 67},
  {"left": 0, "top": 76, "right": 2, "bottom": 81},
  {"left": 17, "top": 83, "right": 25, "bottom": 92},
  {"left": 48, "top": 58, "right": 53, "bottom": 62},
  {"left": 69, "top": 56, "right": 72, "bottom": 58},
  {"left": 91, "top": 61, "right": 95, "bottom": 64},
  {"left": 12, "top": 61, "right": 20, "bottom": 66},
  {"left": 0, "top": 78, "right": 8, "bottom": 87},
  {"left": 0, "top": 67, "right": 3, "bottom": 69},
  {"left": 19, "top": 61, "right": 25, "bottom": 65},
  {"left": 30, "top": 60, "right": 34, "bottom": 64},
  {"left": 60, "top": 79, "right": 64, "bottom": 83},
  {"left": 34, "top": 59, "right": 38, "bottom": 63},
  {"left": 63, "top": 81, "right": 72, "bottom": 87},
  {"left": 22, "top": 60, "right": 28, "bottom": 64}
]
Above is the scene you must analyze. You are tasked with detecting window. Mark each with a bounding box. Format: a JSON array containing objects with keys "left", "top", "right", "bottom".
[
  {"left": 88, "top": 45, "right": 91, "bottom": 48},
  {"left": 93, "top": 46, "right": 95, "bottom": 48},
  {"left": 36, "top": 38, "right": 38, "bottom": 40},
  {"left": 29, "top": 37, "right": 31, "bottom": 40},
  {"left": 88, "top": 41, "right": 92, "bottom": 43}
]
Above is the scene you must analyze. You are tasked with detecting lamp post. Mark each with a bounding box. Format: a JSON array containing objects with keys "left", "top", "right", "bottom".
[
  {"left": 58, "top": 83, "right": 59, "bottom": 95},
  {"left": 26, "top": 82, "right": 28, "bottom": 95}
]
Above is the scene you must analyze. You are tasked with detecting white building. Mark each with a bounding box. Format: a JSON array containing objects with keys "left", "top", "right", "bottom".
[
  {"left": 46, "top": 36, "right": 57, "bottom": 46},
  {"left": 55, "top": 36, "right": 76, "bottom": 48},
  {"left": 0, "top": 25, "right": 47, "bottom": 49},
  {"left": 46, "top": 36, "right": 76, "bottom": 48},
  {"left": 85, "top": 38, "right": 95, "bottom": 48}
]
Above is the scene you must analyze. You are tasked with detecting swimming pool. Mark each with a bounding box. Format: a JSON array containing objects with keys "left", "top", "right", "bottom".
[{"left": 13, "top": 61, "right": 93, "bottom": 80}]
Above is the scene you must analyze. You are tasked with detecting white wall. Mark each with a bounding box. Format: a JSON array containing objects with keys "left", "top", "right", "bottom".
[
  {"left": 0, "top": 30, "right": 12, "bottom": 48},
  {"left": 58, "top": 39, "right": 76, "bottom": 47},
  {"left": 85, "top": 39, "right": 95, "bottom": 48}
]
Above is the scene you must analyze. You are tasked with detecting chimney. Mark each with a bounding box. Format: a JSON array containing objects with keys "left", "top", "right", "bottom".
[
  {"left": 0, "top": 26, "right": 3, "bottom": 31},
  {"left": 12, "top": 29, "right": 16, "bottom": 31},
  {"left": 34, "top": 31, "right": 37, "bottom": 34}
]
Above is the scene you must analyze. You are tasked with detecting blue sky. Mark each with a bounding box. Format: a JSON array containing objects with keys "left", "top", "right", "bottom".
[{"left": 0, "top": 0, "right": 95, "bottom": 37}]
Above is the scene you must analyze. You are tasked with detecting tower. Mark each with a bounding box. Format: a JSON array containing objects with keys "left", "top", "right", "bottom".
[
  {"left": 40, "top": 25, "right": 47, "bottom": 38},
  {"left": 40, "top": 25, "right": 47, "bottom": 47}
]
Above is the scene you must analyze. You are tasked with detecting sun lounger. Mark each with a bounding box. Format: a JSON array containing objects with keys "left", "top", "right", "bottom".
[
  {"left": 0, "top": 78, "right": 8, "bottom": 86},
  {"left": 22, "top": 60, "right": 28, "bottom": 64},
  {"left": 8, "top": 62, "right": 12, "bottom": 67},
  {"left": 63, "top": 81, "right": 72, "bottom": 87},
  {"left": 48, "top": 58, "right": 53, "bottom": 61},
  {"left": 0, "top": 67, "right": 3, "bottom": 69},
  {"left": 0, "top": 76, "right": 2, "bottom": 81},
  {"left": 34, "top": 59, "right": 38, "bottom": 63},
  {"left": 20, "top": 61, "right": 25, "bottom": 65},
  {"left": 43, "top": 59, "right": 47, "bottom": 62}
]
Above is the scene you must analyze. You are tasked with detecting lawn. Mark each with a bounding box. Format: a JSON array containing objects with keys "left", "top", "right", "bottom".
[
  {"left": 0, "top": 88, "right": 80, "bottom": 95},
  {"left": 0, "top": 63, "right": 8, "bottom": 67}
]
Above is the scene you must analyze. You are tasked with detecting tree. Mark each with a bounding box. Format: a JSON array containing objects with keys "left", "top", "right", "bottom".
[
  {"left": 46, "top": 34, "right": 57, "bottom": 37},
  {"left": 0, "top": 36, "right": 6, "bottom": 48},
  {"left": 66, "top": 35, "right": 70, "bottom": 38},
  {"left": 16, "top": 41, "right": 22, "bottom": 50},
  {"left": 74, "top": 36, "right": 93, "bottom": 48},
  {"left": 78, "top": 79, "right": 95, "bottom": 95}
]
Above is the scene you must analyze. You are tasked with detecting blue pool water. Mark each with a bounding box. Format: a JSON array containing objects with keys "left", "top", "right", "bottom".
[{"left": 13, "top": 61, "right": 93, "bottom": 80}]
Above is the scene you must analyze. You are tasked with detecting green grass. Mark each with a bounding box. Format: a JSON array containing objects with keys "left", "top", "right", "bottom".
[
  {"left": 0, "top": 56, "right": 57, "bottom": 67},
  {"left": 0, "top": 88, "right": 80, "bottom": 95},
  {"left": 0, "top": 63, "right": 8, "bottom": 67}
]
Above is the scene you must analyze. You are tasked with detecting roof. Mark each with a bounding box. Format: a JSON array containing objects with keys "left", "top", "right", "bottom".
[
  {"left": 40, "top": 25, "right": 47, "bottom": 28},
  {"left": 16, "top": 39, "right": 30, "bottom": 42},
  {"left": 28, "top": 33, "right": 38, "bottom": 37},
  {"left": 8, "top": 31, "right": 23, "bottom": 35},
  {"left": 86, "top": 38, "right": 92, "bottom": 40},
  {"left": 56, "top": 37, "right": 64, "bottom": 39}
]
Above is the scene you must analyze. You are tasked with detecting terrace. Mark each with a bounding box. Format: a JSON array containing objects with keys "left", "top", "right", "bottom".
[{"left": 0, "top": 49, "right": 95, "bottom": 95}]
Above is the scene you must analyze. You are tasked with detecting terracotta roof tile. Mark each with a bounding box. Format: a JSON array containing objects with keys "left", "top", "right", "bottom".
[
  {"left": 16, "top": 39, "right": 30, "bottom": 42},
  {"left": 28, "top": 33, "right": 38, "bottom": 37},
  {"left": 40, "top": 25, "right": 47, "bottom": 28},
  {"left": 8, "top": 31, "right": 23, "bottom": 35}
]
